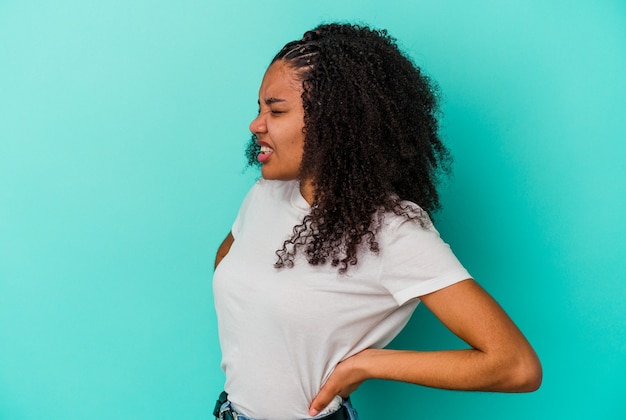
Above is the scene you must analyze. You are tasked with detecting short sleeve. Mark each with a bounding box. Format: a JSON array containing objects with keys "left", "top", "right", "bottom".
[
  {"left": 379, "top": 215, "right": 471, "bottom": 306},
  {"left": 231, "top": 181, "right": 261, "bottom": 240}
]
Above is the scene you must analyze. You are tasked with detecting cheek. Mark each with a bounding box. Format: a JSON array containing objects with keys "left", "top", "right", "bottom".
[
  {"left": 283, "top": 127, "right": 304, "bottom": 153},
  {"left": 291, "top": 138, "right": 305, "bottom": 163}
]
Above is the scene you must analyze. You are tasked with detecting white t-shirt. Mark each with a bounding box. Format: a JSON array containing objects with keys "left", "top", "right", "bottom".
[{"left": 213, "top": 179, "right": 471, "bottom": 420}]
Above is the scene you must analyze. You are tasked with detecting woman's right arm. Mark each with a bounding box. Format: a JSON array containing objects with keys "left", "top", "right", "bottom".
[{"left": 214, "top": 231, "right": 234, "bottom": 269}]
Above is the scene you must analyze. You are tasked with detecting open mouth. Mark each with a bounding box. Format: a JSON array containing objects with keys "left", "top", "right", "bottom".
[{"left": 257, "top": 145, "right": 274, "bottom": 163}]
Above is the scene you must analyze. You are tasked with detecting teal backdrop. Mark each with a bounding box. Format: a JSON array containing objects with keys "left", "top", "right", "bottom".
[{"left": 1, "top": 1, "right": 624, "bottom": 419}]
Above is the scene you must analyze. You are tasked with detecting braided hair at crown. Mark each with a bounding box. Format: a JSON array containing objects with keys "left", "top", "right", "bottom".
[{"left": 246, "top": 23, "right": 451, "bottom": 273}]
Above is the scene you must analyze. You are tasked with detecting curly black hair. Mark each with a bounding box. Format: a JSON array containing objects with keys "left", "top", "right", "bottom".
[{"left": 246, "top": 23, "right": 451, "bottom": 273}]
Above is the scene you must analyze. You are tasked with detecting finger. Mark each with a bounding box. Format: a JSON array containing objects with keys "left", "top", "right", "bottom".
[{"left": 308, "top": 385, "right": 337, "bottom": 417}]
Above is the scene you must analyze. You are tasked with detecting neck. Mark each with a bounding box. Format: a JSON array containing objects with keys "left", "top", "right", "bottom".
[{"left": 299, "top": 179, "right": 315, "bottom": 205}]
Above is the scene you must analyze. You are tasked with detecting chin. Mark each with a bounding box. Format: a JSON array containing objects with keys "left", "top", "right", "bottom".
[{"left": 260, "top": 169, "right": 276, "bottom": 180}]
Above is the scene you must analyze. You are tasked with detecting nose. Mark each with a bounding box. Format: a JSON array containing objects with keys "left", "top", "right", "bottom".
[{"left": 249, "top": 113, "right": 266, "bottom": 135}]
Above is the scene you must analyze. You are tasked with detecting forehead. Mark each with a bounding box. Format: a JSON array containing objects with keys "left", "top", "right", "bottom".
[{"left": 259, "top": 60, "right": 303, "bottom": 97}]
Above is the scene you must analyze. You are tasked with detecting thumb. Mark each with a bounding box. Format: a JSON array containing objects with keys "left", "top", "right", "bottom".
[{"left": 308, "top": 386, "right": 337, "bottom": 417}]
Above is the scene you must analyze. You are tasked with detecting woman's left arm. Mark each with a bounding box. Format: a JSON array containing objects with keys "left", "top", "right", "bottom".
[{"left": 308, "top": 279, "right": 542, "bottom": 416}]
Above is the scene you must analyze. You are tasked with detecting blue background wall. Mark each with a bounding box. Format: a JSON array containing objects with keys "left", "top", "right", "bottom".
[{"left": 1, "top": 1, "right": 624, "bottom": 419}]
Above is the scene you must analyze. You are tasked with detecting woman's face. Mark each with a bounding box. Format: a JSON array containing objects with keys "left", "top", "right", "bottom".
[{"left": 249, "top": 60, "right": 305, "bottom": 181}]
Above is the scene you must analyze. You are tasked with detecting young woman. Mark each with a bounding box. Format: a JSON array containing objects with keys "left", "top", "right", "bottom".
[{"left": 213, "top": 23, "right": 541, "bottom": 420}]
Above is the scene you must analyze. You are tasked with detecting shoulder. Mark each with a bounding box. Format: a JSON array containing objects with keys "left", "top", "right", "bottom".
[
  {"left": 379, "top": 200, "right": 435, "bottom": 238},
  {"left": 377, "top": 201, "right": 458, "bottom": 269}
]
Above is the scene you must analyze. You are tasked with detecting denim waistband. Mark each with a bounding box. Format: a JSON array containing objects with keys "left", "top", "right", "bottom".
[
  {"left": 213, "top": 392, "right": 359, "bottom": 420},
  {"left": 215, "top": 399, "right": 254, "bottom": 420}
]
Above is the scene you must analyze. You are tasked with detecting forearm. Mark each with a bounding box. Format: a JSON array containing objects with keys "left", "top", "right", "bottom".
[{"left": 354, "top": 346, "right": 541, "bottom": 392}]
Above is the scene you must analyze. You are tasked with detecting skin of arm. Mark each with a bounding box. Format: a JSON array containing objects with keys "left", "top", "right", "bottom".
[
  {"left": 308, "top": 278, "right": 543, "bottom": 416},
  {"left": 214, "top": 232, "right": 234, "bottom": 270}
]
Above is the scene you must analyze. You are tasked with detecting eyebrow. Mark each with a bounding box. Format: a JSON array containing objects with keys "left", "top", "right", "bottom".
[{"left": 258, "top": 97, "right": 287, "bottom": 106}]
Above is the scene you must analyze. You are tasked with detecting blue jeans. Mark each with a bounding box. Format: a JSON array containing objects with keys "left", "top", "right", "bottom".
[{"left": 215, "top": 398, "right": 360, "bottom": 420}]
